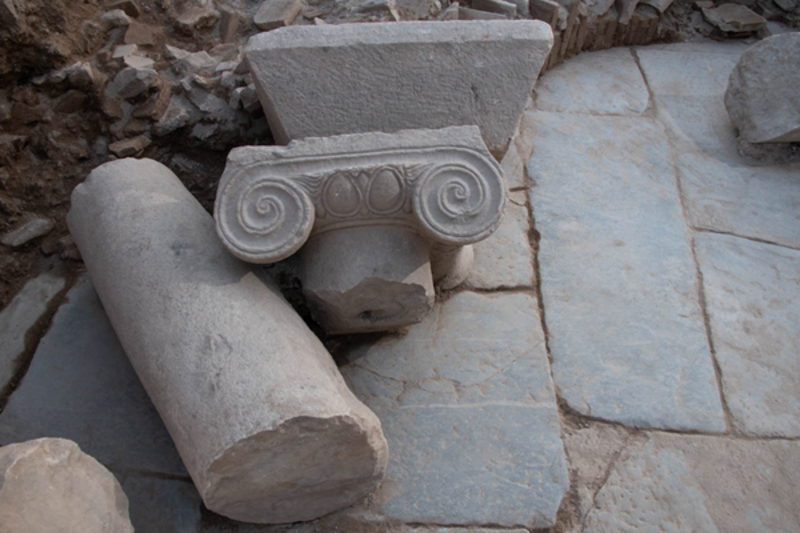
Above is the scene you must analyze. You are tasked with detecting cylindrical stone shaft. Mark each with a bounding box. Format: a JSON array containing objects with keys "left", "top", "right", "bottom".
[{"left": 66, "top": 158, "right": 388, "bottom": 524}]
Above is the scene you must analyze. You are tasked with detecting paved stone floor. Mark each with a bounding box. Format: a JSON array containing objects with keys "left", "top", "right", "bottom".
[{"left": 1, "top": 40, "right": 799, "bottom": 532}]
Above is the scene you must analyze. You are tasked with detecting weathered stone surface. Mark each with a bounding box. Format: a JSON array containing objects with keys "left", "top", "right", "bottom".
[
  {"left": 0, "top": 438, "right": 134, "bottom": 533},
  {"left": 678, "top": 152, "right": 800, "bottom": 249},
  {"left": 582, "top": 433, "right": 800, "bottom": 532},
  {"left": 702, "top": 3, "right": 766, "bottom": 32},
  {"left": 108, "top": 135, "right": 151, "bottom": 157},
  {"left": 617, "top": 0, "right": 641, "bottom": 24},
  {"left": 0, "top": 272, "right": 64, "bottom": 391},
  {"left": 254, "top": 0, "right": 303, "bottom": 30},
  {"left": 561, "top": 423, "right": 630, "bottom": 522},
  {"left": 215, "top": 126, "right": 506, "bottom": 334},
  {"left": 535, "top": 48, "right": 649, "bottom": 115},
  {"left": 500, "top": 111, "right": 536, "bottom": 189},
  {"left": 472, "top": 0, "right": 517, "bottom": 17},
  {"left": 245, "top": 21, "right": 554, "bottom": 154},
  {"left": 528, "top": 111, "right": 726, "bottom": 432},
  {"left": 105, "top": 67, "right": 158, "bottom": 100},
  {"left": 724, "top": 33, "right": 800, "bottom": 144},
  {"left": 1, "top": 216, "right": 54, "bottom": 247},
  {"left": 465, "top": 191, "right": 534, "bottom": 289},
  {"left": 0, "top": 277, "right": 187, "bottom": 475},
  {"left": 341, "top": 292, "right": 568, "bottom": 528},
  {"left": 458, "top": 6, "right": 508, "bottom": 19},
  {"left": 695, "top": 233, "right": 800, "bottom": 438},
  {"left": 67, "top": 158, "right": 387, "bottom": 523},
  {"left": 636, "top": 41, "right": 746, "bottom": 157}
]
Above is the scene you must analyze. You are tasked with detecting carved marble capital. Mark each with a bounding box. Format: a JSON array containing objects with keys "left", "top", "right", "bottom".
[
  {"left": 215, "top": 135, "right": 506, "bottom": 264},
  {"left": 214, "top": 126, "right": 507, "bottom": 334}
]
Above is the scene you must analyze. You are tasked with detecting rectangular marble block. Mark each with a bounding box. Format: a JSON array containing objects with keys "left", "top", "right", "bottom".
[
  {"left": 528, "top": 111, "right": 726, "bottom": 433},
  {"left": 341, "top": 292, "right": 568, "bottom": 529},
  {"left": 245, "top": 21, "right": 553, "bottom": 155}
]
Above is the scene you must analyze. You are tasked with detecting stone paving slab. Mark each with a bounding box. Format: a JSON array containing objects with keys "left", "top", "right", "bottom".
[
  {"left": 0, "top": 277, "right": 186, "bottom": 476},
  {"left": 0, "top": 272, "right": 64, "bottom": 391},
  {"left": 636, "top": 42, "right": 746, "bottom": 158},
  {"left": 465, "top": 190, "right": 534, "bottom": 290},
  {"left": 679, "top": 152, "right": 800, "bottom": 249},
  {"left": 341, "top": 291, "right": 568, "bottom": 529},
  {"left": 696, "top": 233, "right": 800, "bottom": 438},
  {"left": 581, "top": 432, "right": 800, "bottom": 532},
  {"left": 527, "top": 111, "right": 726, "bottom": 432},
  {"left": 534, "top": 48, "right": 649, "bottom": 116}
]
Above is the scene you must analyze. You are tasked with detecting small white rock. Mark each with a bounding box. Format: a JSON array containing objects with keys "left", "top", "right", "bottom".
[{"left": 2, "top": 217, "right": 54, "bottom": 248}]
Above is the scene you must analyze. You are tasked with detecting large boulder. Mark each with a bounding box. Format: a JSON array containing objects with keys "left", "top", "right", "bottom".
[
  {"left": 0, "top": 438, "right": 134, "bottom": 533},
  {"left": 724, "top": 33, "right": 800, "bottom": 144}
]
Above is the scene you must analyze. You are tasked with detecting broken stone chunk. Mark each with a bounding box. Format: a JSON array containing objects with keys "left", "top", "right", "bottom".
[
  {"left": 67, "top": 158, "right": 389, "bottom": 523},
  {"left": 702, "top": 3, "right": 766, "bottom": 32},
  {"left": 100, "top": 8, "right": 132, "bottom": 28},
  {"left": 0, "top": 438, "right": 134, "bottom": 533},
  {"left": 254, "top": 0, "right": 303, "bottom": 30},
  {"left": 105, "top": 67, "right": 158, "bottom": 100},
  {"left": 124, "top": 55, "right": 155, "bottom": 69},
  {"left": 2, "top": 216, "right": 54, "bottom": 248},
  {"left": 124, "top": 22, "right": 159, "bottom": 46},
  {"left": 472, "top": 0, "right": 517, "bottom": 17},
  {"left": 725, "top": 33, "right": 800, "bottom": 144},
  {"left": 54, "top": 90, "right": 86, "bottom": 113},
  {"left": 174, "top": 5, "right": 220, "bottom": 34},
  {"left": 245, "top": 21, "right": 553, "bottom": 155},
  {"left": 458, "top": 6, "right": 508, "bottom": 18},
  {"left": 108, "top": 135, "right": 151, "bottom": 157},
  {"left": 108, "top": 0, "right": 141, "bottom": 18}
]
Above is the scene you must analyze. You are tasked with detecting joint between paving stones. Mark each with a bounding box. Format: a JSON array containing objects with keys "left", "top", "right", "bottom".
[
  {"left": 693, "top": 227, "right": 800, "bottom": 253},
  {"left": 0, "top": 271, "right": 78, "bottom": 412},
  {"left": 629, "top": 47, "right": 660, "bottom": 119}
]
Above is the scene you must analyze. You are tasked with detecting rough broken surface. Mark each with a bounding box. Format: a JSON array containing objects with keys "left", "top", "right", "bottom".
[
  {"left": 724, "top": 33, "right": 800, "bottom": 144},
  {"left": 583, "top": 432, "right": 800, "bottom": 532},
  {"left": 245, "top": 21, "right": 553, "bottom": 154},
  {"left": 534, "top": 48, "right": 649, "bottom": 115},
  {"left": 696, "top": 233, "right": 800, "bottom": 438},
  {"left": 341, "top": 291, "right": 568, "bottom": 528},
  {"left": 0, "top": 438, "right": 134, "bottom": 533},
  {"left": 0, "top": 272, "right": 64, "bottom": 391},
  {"left": 67, "top": 158, "right": 388, "bottom": 523},
  {"left": 528, "top": 111, "right": 725, "bottom": 432}
]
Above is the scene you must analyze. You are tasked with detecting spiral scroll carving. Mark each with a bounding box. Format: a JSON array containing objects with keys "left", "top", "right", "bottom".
[
  {"left": 215, "top": 177, "right": 314, "bottom": 263},
  {"left": 413, "top": 163, "right": 505, "bottom": 245}
]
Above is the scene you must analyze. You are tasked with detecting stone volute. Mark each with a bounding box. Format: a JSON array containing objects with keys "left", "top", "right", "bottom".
[{"left": 214, "top": 126, "right": 507, "bottom": 334}]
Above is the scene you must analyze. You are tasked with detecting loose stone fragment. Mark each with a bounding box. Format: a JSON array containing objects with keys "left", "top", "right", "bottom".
[
  {"left": 67, "top": 158, "right": 388, "bottom": 523},
  {"left": 215, "top": 126, "right": 506, "bottom": 334},
  {"left": 0, "top": 438, "right": 134, "bottom": 533},
  {"left": 108, "top": 135, "right": 151, "bottom": 157},
  {"left": 105, "top": 67, "right": 158, "bottom": 100},
  {"left": 0, "top": 272, "right": 64, "bottom": 391},
  {"left": 702, "top": 3, "right": 766, "bottom": 32},
  {"left": 457, "top": 6, "right": 507, "bottom": 19},
  {"left": 2, "top": 216, "right": 54, "bottom": 247},
  {"left": 472, "top": 0, "right": 517, "bottom": 17},
  {"left": 245, "top": 21, "right": 553, "bottom": 155},
  {"left": 253, "top": 0, "right": 303, "bottom": 30},
  {"left": 724, "top": 33, "right": 800, "bottom": 144}
]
